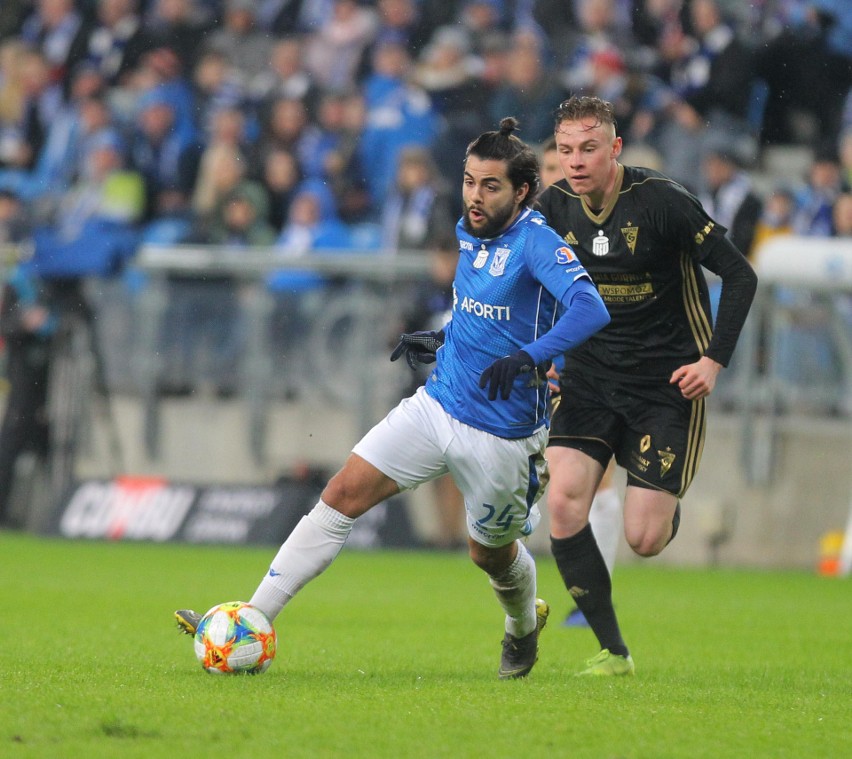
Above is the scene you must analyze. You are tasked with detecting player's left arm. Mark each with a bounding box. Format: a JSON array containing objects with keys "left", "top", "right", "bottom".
[
  {"left": 670, "top": 236, "right": 758, "bottom": 400},
  {"left": 521, "top": 276, "right": 610, "bottom": 365},
  {"left": 479, "top": 277, "right": 610, "bottom": 401}
]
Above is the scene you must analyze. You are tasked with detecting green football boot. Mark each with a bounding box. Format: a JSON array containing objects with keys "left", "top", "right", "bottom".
[{"left": 576, "top": 648, "right": 635, "bottom": 677}]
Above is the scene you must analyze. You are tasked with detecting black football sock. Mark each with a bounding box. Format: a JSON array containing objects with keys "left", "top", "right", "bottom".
[
  {"left": 666, "top": 502, "right": 681, "bottom": 545},
  {"left": 551, "top": 525, "right": 629, "bottom": 657}
]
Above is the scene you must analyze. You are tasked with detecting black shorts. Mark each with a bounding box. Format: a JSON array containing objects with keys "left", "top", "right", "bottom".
[{"left": 548, "top": 370, "right": 706, "bottom": 497}]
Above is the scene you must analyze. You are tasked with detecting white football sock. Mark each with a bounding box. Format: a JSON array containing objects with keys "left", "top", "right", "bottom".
[
  {"left": 489, "top": 541, "right": 537, "bottom": 638},
  {"left": 249, "top": 500, "right": 354, "bottom": 621},
  {"left": 589, "top": 486, "right": 622, "bottom": 577}
]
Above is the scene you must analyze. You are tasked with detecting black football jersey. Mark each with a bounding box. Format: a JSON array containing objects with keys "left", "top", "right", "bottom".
[{"left": 537, "top": 164, "right": 730, "bottom": 380}]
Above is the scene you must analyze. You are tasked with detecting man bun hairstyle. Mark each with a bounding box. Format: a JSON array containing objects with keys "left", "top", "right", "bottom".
[{"left": 465, "top": 117, "right": 541, "bottom": 207}]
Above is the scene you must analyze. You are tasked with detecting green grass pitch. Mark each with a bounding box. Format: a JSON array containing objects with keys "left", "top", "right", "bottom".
[{"left": 2, "top": 531, "right": 850, "bottom": 758}]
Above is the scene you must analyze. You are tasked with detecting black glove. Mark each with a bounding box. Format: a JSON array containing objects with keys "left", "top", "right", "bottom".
[
  {"left": 479, "top": 350, "right": 535, "bottom": 401},
  {"left": 390, "top": 330, "right": 445, "bottom": 370}
]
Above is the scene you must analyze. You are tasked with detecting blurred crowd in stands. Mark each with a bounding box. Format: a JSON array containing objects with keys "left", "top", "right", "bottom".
[
  {"left": 0, "top": 0, "right": 850, "bottom": 401},
  {"left": 0, "top": 0, "right": 850, "bottom": 273},
  {"left": 0, "top": 0, "right": 850, "bottom": 529}
]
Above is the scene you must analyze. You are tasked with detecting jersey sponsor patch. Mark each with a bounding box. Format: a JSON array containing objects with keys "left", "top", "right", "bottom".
[
  {"left": 592, "top": 230, "right": 610, "bottom": 256},
  {"left": 458, "top": 295, "right": 511, "bottom": 320},
  {"left": 554, "top": 246, "right": 577, "bottom": 265}
]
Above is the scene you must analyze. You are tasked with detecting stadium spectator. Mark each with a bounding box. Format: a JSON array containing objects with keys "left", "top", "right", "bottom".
[
  {"left": 699, "top": 144, "right": 763, "bottom": 258},
  {"left": 0, "top": 46, "right": 63, "bottom": 176},
  {"left": 18, "top": 0, "right": 90, "bottom": 86},
  {"left": 750, "top": 186, "right": 796, "bottom": 258},
  {"left": 307, "top": 91, "right": 373, "bottom": 228},
  {"left": 559, "top": 0, "right": 634, "bottom": 96},
  {"left": 358, "top": 34, "right": 439, "bottom": 206},
  {"left": 792, "top": 143, "right": 846, "bottom": 236},
  {"left": 473, "top": 29, "right": 511, "bottom": 105},
  {"left": 201, "top": 180, "right": 276, "bottom": 248},
  {"left": 176, "top": 118, "right": 612, "bottom": 680},
  {"left": 256, "top": 147, "right": 302, "bottom": 231},
  {"left": 249, "top": 37, "right": 319, "bottom": 117},
  {"left": 128, "top": 84, "right": 202, "bottom": 220},
  {"left": 240, "top": 0, "right": 304, "bottom": 35},
  {"left": 487, "top": 33, "right": 565, "bottom": 146},
  {"left": 143, "top": 0, "right": 211, "bottom": 75},
  {"left": 832, "top": 192, "right": 852, "bottom": 237},
  {"left": 273, "top": 178, "right": 356, "bottom": 259},
  {"left": 205, "top": 104, "right": 255, "bottom": 163},
  {"left": 254, "top": 96, "right": 315, "bottom": 182},
  {"left": 0, "top": 1, "right": 30, "bottom": 43},
  {"left": 412, "top": 25, "right": 490, "bottom": 180},
  {"left": 379, "top": 145, "right": 455, "bottom": 252},
  {"left": 31, "top": 130, "right": 144, "bottom": 278},
  {"left": 755, "top": 0, "right": 852, "bottom": 147},
  {"left": 189, "top": 50, "right": 247, "bottom": 142},
  {"left": 372, "top": 0, "right": 432, "bottom": 58},
  {"left": 303, "top": 0, "right": 378, "bottom": 92},
  {"left": 457, "top": 0, "right": 508, "bottom": 52},
  {"left": 643, "top": 0, "right": 756, "bottom": 192},
  {"left": 628, "top": 0, "right": 687, "bottom": 58},
  {"left": 538, "top": 96, "right": 757, "bottom": 676},
  {"left": 0, "top": 41, "right": 34, "bottom": 171},
  {"left": 78, "top": 0, "right": 149, "bottom": 86},
  {"left": 298, "top": 90, "right": 351, "bottom": 181},
  {"left": 0, "top": 46, "right": 106, "bottom": 205},
  {"left": 202, "top": 0, "right": 275, "bottom": 93}
]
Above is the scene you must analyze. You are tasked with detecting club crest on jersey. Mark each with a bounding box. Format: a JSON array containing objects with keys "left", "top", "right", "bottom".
[
  {"left": 473, "top": 246, "right": 489, "bottom": 268},
  {"left": 555, "top": 246, "right": 577, "bottom": 264},
  {"left": 658, "top": 448, "right": 676, "bottom": 478},
  {"left": 489, "top": 247, "right": 510, "bottom": 276},
  {"left": 592, "top": 230, "right": 609, "bottom": 256},
  {"left": 621, "top": 224, "right": 638, "bottom": 254}
]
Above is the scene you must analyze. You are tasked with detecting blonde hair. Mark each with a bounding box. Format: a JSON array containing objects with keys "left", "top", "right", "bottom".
[{"left": 0, "top": 41, "right": 29, "bottom": 123}]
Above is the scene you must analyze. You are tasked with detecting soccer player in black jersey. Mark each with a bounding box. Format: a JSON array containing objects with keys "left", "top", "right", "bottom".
[{"left": 538, "top": 96, "right": 758, "bottom": 675}]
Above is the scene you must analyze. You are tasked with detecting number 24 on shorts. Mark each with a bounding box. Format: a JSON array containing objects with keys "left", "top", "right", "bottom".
[{"left": 477, "top": 503, "right": 516, "bottom": 528}]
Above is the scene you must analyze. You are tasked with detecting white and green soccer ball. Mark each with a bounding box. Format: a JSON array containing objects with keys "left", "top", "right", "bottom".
[{"left": 194, "top": 601, "right": 277, "bottom": 675}]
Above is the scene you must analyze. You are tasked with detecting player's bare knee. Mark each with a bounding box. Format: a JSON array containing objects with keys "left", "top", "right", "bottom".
[
  {"left": 626, "top": 529, "right": 667, "bottom": 557},
  {"left": 321, "top": 455, "right": 400, "bottom": 518},
  {"left": 546, "top": 493, "right": 591, "bottom": 537},
  {"left": 469, "top": 540, "right": 515, "bottom": 575}
]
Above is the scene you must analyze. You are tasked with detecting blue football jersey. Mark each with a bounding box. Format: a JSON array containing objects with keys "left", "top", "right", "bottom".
[{"left": 425, "top": 207, "right": 593, "bottom": 438}]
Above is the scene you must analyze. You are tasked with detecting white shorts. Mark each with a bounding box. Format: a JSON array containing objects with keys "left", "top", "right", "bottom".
[{"left": 353, "top": 387, "right": 549, "bottom": 547}]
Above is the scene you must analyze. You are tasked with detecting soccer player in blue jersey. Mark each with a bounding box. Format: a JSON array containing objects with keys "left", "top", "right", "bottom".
[{"left": 176, "top": 118, "right": 610, "bottom": 679}]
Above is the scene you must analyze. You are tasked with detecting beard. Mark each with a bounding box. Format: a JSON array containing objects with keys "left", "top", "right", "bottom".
[{"left": 462, "top": 197, "right": 518, "bottom": 239}]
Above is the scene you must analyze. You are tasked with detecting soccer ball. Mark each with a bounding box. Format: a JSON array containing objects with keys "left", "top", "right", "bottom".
[{"left": 194, "top": 601, "right": 277, "bottom": 675}]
